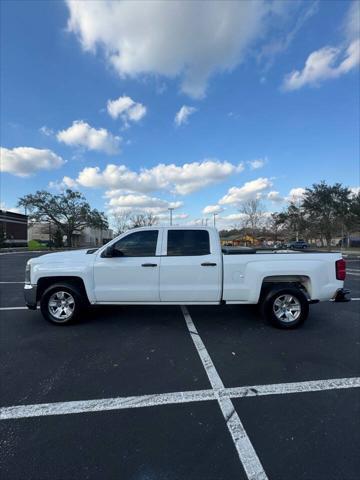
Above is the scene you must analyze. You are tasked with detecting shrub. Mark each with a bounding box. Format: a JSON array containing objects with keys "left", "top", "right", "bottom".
[{"left": 28, "top": 240, "right": 47, "bottom": 251}]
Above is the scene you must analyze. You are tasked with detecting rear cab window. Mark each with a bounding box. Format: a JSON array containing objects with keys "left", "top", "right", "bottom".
[{"left": 167, "top": 229, "right": 210, "bottom": 256}]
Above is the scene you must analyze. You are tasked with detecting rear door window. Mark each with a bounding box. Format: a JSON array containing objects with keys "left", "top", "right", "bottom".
[{"left": 167, "top": 230, "right": 210, "bottom": 256}]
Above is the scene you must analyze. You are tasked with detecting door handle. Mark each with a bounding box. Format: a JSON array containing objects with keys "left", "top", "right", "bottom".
[
  {"left": 201, "top": 262, "right": 217, "bottom": 266},
  {"left": 141, "top": 263, "right": 158, "bottom": 267}
]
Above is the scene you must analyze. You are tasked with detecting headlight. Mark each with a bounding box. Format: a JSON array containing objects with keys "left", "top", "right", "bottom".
[{"left": 25, "top": 263, "right": 31, "bottom": 284}]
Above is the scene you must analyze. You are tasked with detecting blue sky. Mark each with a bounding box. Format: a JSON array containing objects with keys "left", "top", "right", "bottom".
[{"left": 1, "top": 0, "right": 359, "bottom": 228}]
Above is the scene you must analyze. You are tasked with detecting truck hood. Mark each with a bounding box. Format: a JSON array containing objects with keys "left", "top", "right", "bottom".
[{"left": 30, "top": 249, "right": 94, "bottom": 265}]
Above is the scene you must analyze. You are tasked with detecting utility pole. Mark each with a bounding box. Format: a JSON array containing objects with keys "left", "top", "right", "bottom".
[
  {"left": 168, "top": 207, "right": 174, "bottom": 226},
  {"left": 213, "top": 213, "right": 218, "bottom": 227}
]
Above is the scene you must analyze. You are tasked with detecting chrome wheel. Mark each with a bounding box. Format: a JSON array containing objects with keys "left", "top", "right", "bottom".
[
  {"left": 273, "top": 294, "right": 301, "bottom": 323},
  {"left": 48, "top": 291, "right": 75, "bottom": 321}
]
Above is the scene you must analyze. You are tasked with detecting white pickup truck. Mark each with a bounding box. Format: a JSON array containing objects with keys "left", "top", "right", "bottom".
[{"left": 24, "top": 226, "right": 349, "bottom": 328}]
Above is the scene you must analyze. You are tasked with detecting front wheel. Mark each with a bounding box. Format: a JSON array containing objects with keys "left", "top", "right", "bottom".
[
  {"left": 40, "top": 283, "right": 84, "bottom": 325},
  {"left": 261, "top": 286, "right": 309, "bottom": 329}
]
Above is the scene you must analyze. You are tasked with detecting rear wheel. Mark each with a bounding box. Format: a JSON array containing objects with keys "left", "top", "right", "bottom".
[
  {"left": 40, "top": 283, "right": 84, "bottom": 325},
  {"left": 261, "top": 286, "right": 309, "bottom": 329}
]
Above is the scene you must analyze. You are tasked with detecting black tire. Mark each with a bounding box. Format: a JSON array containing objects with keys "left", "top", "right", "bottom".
[
  {"left": 260, "top": 286, "right": 309, "bottom": 329},
  {"left": 40, "top": 283, "right": 85, "bottom": 325}
]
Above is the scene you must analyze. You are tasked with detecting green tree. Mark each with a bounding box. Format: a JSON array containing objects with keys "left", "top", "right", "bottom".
[
  {"left": 18, "top": 190, "right": 108, "bottom": 247},
  {"left": 53, "top": 228, "right": 64, "bottom": 248},
  {"left": 302, "top": 181, "right": 351, "bottom": 246},
  {"left": 0, "top": 224, "right": 6, "bottom": 248},
  {"left": 343, "top": 193, "right": 360, "bottom": 246},
  {"left": 275, "top": 204, "right": 309, "bottom": 241}
]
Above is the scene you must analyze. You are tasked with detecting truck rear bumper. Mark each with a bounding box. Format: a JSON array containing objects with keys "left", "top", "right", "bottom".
[
  {"left": 24, "top": 284, "right": 37, "bottom": 309},
  {"left": 332, "top": 288, "right": 351, "bottom": 302}
]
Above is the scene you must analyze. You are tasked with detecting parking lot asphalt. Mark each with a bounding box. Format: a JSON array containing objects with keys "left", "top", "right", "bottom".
[{"left": 0, "top": 252, "right": 359, "bottom": 480}]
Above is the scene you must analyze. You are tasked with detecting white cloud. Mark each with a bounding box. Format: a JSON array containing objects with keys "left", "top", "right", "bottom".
[
  {"left": 39, "top": 125, "right": 54, "bottom": 136},
  {"left": 286, "top": 187, "right": 306, "bottom": 203},
  {"left": 202, "top": 205, "right": 224, "bottom": 215},
  {"left": 219, "top": 177, "right": 273, "bottom": 205},
  {"left": 57, "top": 120, "right": 121, "bottom": 154},
  {"left": 49, "top": 175, "right": 78, "bottom": 191},
  {"left": 258, "top": 1, "right": 319, "bottom": 69},
  {"left": 220, "top": 213, "right": 248, "bottom": 223},
  {"left": 65, "top": 0, "right": 281, "bottom": 98},
  {"left": 0, "top": 202, "right": 22, "bottom": 214},
  {"left": 106, "top": 192, "right": 183, "bottom": 215},
  {"left": 283, "top": 40, "right": 360, "bottom": 91},
  {"left": 343, "top": 1, "right": 360, "bottom": 43},
  {"left": 248, "top": 158, "right": 267, "bottom": 170},
  {"left": 107, "top": 95, "right": 147, "bottom": 126},
  {"left": 283, "top": 3, "right": 360, "bottom": 91},
  {"left": 67, "top": 159, "right": 244, "bottom": 195},
  {"left": 0, "top": 147, "right": 65, "bottom": 177},
  {"left": 267, "top": 190, "right": 283, "bottom": 202},
  {"left": 349, "top": 186, "right": 360, "bottom": 197},
  {"left": 175, "top": 106, "right": 197, "bottom": 126}
]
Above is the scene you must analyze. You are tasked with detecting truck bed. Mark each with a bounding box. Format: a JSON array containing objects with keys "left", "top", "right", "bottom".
[{"left": 222, "top": 247, "right": 339, "bottom": 255}]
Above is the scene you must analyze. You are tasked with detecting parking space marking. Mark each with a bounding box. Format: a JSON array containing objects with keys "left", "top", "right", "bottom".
[
  {"left": 0, "top": 306, "right": 30, "bottom": 311},
  {"left": 348, "top": 272, "right": 360, "bottom": 276},
  {"left": 1, "top": 376, "right": 359, "bottom": 421},
  {"left": 181, "top": 306, "right": 268, "bottom": 480},
  {"left": 0, "top": 389, "right": 216, "bottom": 420},
  {"left": 225, "top": 377, "right": 360, "bottom": 398},
  {"left": 0, "top": 251, "right": 50, "bottom": 255},
  {"left": 0, "top": 281, "right": 24, "bottom": 284}
]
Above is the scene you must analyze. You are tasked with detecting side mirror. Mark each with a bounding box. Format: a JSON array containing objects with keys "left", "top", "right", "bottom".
[
  {"left": 102, "top": 246, "right": 124, "bottom": 258},
  {"left": 102, "top": 245, "right": 115, "bottom": 258}
]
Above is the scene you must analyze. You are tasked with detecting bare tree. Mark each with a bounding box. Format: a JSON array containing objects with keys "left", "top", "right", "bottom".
[
  {"left": 265, "top": 212, "right": 285, "bottom": 243},
  {"left": 238, "top": 199, "right": 264, "bottom": 241},
  {"left": 130, "top": 213, "right": 158, "bottom": 228},
  {"left": 112, "top": 211, "right": 133, "bottom": 235}
]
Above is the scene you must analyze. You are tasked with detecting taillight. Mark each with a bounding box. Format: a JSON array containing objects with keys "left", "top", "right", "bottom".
[{"left": 336, "top": 259, "right": 346, "bottom": 280}]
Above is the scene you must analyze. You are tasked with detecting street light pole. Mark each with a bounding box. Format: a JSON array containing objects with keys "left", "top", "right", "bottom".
[
  {"left": 168, "top": 207, "right": 174, "bottom": 226},
  {"left": 213, "top": 213, "right": 218, "bottom": 227}
]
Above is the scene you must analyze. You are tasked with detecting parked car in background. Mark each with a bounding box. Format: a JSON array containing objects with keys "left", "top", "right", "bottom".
[{"left": 287, "top": 240, "right": 310, "bottom": 249}]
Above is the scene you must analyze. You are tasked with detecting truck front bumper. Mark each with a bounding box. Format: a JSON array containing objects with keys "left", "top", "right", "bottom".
[
  {"left": 333, "top": 288, "right": 351, "bottom": 302},
  {"left": 24, "top": 284, "right": 37, "bottom": 309}
]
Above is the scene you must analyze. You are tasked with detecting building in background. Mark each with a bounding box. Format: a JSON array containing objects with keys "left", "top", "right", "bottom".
[
  {"left": 0, "top": 210, "right": 28, "bottom": 246},
  {"left": 71, "top": 226, "right": 113, "bottom": 247},
  {"left": 28, "top": 222, "right": 113, "bottom": 247}
]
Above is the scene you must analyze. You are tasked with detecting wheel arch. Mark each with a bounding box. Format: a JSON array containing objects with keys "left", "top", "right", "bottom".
[
  {"left": 37, "top": 276, "right": 90, "bottom": 304},
  {"left": 260, "top": 275, "right": 312, "bottom": 301}
]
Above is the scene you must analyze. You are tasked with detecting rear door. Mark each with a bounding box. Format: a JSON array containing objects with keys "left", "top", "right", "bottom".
[
  {"left": 93, "top": 229, "right": 161, "bottom": 302},
  {"left": 159, "top": 229, "right": 221, "bottom": 302}
]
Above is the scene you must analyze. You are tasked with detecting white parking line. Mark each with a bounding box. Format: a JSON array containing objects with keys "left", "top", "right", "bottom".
[
  {"left": 0, "top": 251, "right": 50, "bottom": 255},
  {"left": 347, "top": 270, "right": 360, "bottom": 276},
  {"left": 1, "top": 377, "right": 359, "bottom": 422},
  {"left": 0, "top": 281, "right": 24, "bottom": 284},
  {"left": 0, "top": 389, "right": 216, "bottom": 420},
  {"left": 0, "top": 306, "right": 29, "bottom": 311},
  {"left": 225, "top": 377, "right": 360, "bottom": 398},
  {"left": 181, "top": 305, "right": 268, "bottom": 480}
]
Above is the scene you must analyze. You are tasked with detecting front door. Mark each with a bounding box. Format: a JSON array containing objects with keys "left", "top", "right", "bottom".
[{"left": 93, "top": 229, "right": 161, "bottom": 302}]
